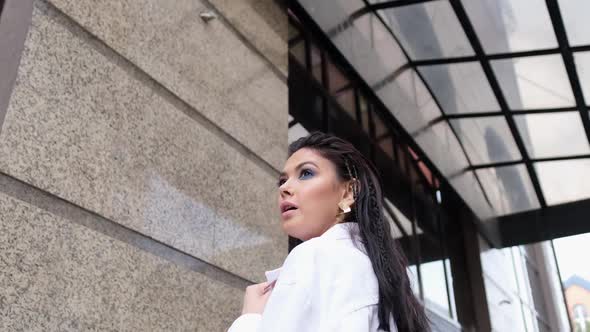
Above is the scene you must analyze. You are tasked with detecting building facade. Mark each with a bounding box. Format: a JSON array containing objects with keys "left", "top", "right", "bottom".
[
  {"left": 0, "top": 0, "right": 287, "bottom": 330},
  {"left": 564, "top": 275, "right": 590, "bottom": 331}
]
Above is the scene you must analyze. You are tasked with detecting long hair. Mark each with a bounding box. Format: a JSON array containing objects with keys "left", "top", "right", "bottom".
[{"left": 288, "top": 132, "right": 430, "bottom": 332}]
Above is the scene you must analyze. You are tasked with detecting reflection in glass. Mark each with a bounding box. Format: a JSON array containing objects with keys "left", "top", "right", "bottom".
[
  {"left": 414, "top": 121, "right": 469, "bottom": 176},
  {"left": 422, "top": 260, "right": 452, "bottom": 317},
  {"left": 327, "top": 59, "right": 350, "bottom": 94},
  {"left": 462, "top": 0, "right": 557, "bottom": 54},
  {"left": 384, "top": 198, "right": 423, "bottom": 236},
  {"left": 290, "top": 40, "right": 306, "bottom": 66},
  {"left": 574, "top": 51, "right": 590, "bottom": 104},
  {"left": 377, "top": 69, "right": 442, "bottom": 134},
  {"left": 358, "top": 93, "right": 371, "bottom": 134},
  {"left": 332, "top": 13, "right": 407, "bottom": 85},
  {"left": 449, "top": 171, "right": 494, "bottom": 220},
  {"left": 535, "top": 159, "right": 590, "bottom": 205},
  {"left": 310, "top": 43, "right": 322, "bottom": 83},
  {"left": 444, "top": 259, "right": 458, "bottom": 319},
  {"left": 419, "top": 62, "right": 500, "bottom": 114},
  {"left": 415, "top": 122, "right": 469, "bottom": 175},
  {"left": 515, "top": 112, "right": 590, "bottom": 159},
  {"left": 378, "top": 137, "right": 394, "bottom": 160},
  {"left": 476, "top": 164, "right": 540, "bottom": 216},
  {"left": 450, "top": 116, "right": 521, "bottom": 165},
  {"left": 558, "top": 0, "right": 590, "bottom": 46},
  {"left": 408, "top": 265, "right": 421, "bottom": 296},
  {"left": 491, "top": 55, "right": 575, "bottom": 110},
  {"left": 553, "top": 232, "right": 590, "bottom": 330},
  {"left": 298, "top": 0, "right": 365, "bottom": 32},
  {"left": 379, "top": 1, "right": 473, "bottom": 60},
  {"left": 373, "top": 113, "right": 388, "bottom": 138},
  {"left": 334, "top": 88, "right": 357, "bottom": 120}
]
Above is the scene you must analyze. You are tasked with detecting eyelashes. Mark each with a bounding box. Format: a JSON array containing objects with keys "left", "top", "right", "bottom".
[{"left": 277, "top": 168, "right": 314, "bottom": 187}]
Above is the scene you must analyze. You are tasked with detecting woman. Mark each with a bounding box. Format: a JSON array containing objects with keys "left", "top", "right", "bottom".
[{"left": 228, "top": 132, "right": 430, "bottom": 332}]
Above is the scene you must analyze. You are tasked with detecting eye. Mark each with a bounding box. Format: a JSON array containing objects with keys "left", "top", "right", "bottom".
[
  {"left": 278, "top": 169, "right": 314, "bottom": 187},
  {"left": 299, "top": 169, "right": 314, "bottom": 179}
]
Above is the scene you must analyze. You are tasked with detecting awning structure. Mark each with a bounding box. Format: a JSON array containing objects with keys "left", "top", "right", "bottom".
[{"left": 296, "top": 0, "right": 590, "bottom": 239}]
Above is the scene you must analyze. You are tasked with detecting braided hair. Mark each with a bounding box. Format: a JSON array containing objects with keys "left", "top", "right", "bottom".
[{"left": 288, "top": 132, "right": 430, "bottom": 332}]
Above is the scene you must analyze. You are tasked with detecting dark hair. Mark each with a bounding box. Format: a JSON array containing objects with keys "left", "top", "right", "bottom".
[{"left": 288, "top": 132, "right": 430, "bottom": 332}]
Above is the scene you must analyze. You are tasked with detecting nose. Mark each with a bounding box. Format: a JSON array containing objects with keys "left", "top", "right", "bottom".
[{"left": 279, "top": 180, "right": 293, "bottom": 197}]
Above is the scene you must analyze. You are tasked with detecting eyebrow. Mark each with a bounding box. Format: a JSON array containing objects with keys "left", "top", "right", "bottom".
[{"left": 279, "top": 161, "right": 319, "bottom": 178}]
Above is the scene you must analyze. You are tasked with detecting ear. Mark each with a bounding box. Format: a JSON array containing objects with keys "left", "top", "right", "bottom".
[{"left": 340, "top": 179, "right": 357, "bottom": 206}]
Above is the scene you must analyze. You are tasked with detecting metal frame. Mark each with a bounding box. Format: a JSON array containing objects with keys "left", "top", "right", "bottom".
[
  {"left": 360, "top": 0, "right": 497, "bottom": 212},
  {"left": 289, "top": 1, "right": 506, "bottom": 252},
  {"left": 448, "top": 0, "right": 547, "bottom": 207},
  {"left": 328, "top": 0, "right": 590, "bottom": 218}
]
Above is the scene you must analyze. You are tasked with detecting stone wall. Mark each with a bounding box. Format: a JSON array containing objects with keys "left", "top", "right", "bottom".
[{"left": 0, "top": 0, "right": 287, "bottom": 330}]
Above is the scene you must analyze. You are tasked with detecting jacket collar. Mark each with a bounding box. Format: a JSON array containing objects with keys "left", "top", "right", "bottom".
[
  {"left": 319, "top": 222, "right": 360, "bottom": 241},
  {"left": 264, "top": 222, "right": 361, "bottom": 283}
]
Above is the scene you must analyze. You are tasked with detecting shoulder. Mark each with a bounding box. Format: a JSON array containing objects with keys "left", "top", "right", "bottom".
[
  {"left": 284, "top": 236, "right": 377, "bottom": 286},
  {"left": 285, "top": 235, "right": 370, "bottom": 268}
]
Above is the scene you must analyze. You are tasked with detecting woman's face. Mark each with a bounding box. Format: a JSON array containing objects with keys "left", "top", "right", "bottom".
[{"left": 277, "top": 148, "right": 354, "bottom": 241}]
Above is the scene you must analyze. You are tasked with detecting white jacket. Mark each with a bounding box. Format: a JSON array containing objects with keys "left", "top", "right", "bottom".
[{"left": 228, "top": 222, "right": 397, "bottom": 332}]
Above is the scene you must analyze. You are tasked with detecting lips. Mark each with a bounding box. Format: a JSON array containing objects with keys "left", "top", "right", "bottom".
[
  {"left": 280, "top": 201, "right": 298, "bottom": 213},
  {"left": 280, "top": 201, "right": 299, "bottom": 219}
]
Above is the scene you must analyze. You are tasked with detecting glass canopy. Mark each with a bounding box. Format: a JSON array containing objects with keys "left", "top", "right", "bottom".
[{"left": 298, "top": 0, "right": 590, "bottom": 219}]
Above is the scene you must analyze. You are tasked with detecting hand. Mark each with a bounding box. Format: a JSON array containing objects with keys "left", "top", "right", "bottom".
[{"left": 241, "top": 280, "right": 276, "bottom": 315}]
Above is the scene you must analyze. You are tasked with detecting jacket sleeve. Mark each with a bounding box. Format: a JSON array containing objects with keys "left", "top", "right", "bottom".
[
  {"left": 227, "top": 313, "right": 262, "bottom": 332},
  {"left": 226, "top": 241, "right": 318, "bottom": 332}
]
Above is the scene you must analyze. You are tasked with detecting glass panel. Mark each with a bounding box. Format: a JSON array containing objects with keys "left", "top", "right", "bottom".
[
  {"left": 522, "top": 304, "right": 537, "bottom": 331},
  {"left": 359, "top": 93, "right": 371, "bottom": 134},
  {"left": 413, "top": 122, "right": 469, "bottom": 176},
  {"left": 515, "top": 112, "right": 590, "bottom": 159},
  {"left": 450, "top": 116, "right": 521, "bottom": 165},
  {"left": 574, "top": 51, "right": 590, "bottom": 104},
  {"left": 327, "top": 57, "right": 350, "bottom": 93},
  {"left": 373, "top": 112, "right": 388, "bottom": 138},
  {"left": 558, "top": 0, "right": 590, "bottom": 46},
  {"left": 444, "top": 259, "right": 458, "bottom": 320},
  {"left": 367, "top": 0, "right": 401, "bottom": 3},
  {"left": 288, "top": 21, "right": 300, "bottom": 41},
  {"left": 310, "top": 43, "right": 322, "bottom": 83},
  {"left": 334, "top": 88, "right": 357, "bottom": 120},
  {"left": 378, "top": 137, "right": 394, "bottom": 160},
  {"left": 384, "top": 198, "right": 423, "bottom": 235},
  {"left": 332, "top": 13, "right": 407, "bottom": 85},
  {"left": 419, "top": 62, "right": 500, "bottom": 114},
  {"left": 422, "top": 260, "right": 451, "bottom": 317},
  {"left": 407, "top": 265, "right": 421, "bottom": 296},
  {"left": 462, "top": 0, "right": 557, "bottom": 54},
  {"left": 449, "top": 171, "right": 494, "bottom": 220},
  {"left": 491, "top": 55, "right": 575, "bottom": 110},
  {"left": 512, "top": 247, "right": 533, "bottom": 303},
  {"left": 417, "top": 162, "right": 434, "bottom": 187},
  {"left": 377, "top": 69, "right": 442, "bottom": 134},
  {"left": 535, "top": 159, "right": 590, "bottom": 205},
  {"left": 476, "top": 164, "right": 540, "bottom": 216},
  {"left": 289, "top": 40, "right": 306, "bottom": 67},
  {"left": 379, "top": 1, "right": 474, "bottom": 60},
  {"left": 298, "top": 0, "right": 365, "bottom": 31},
  {"left": 383, "top": 206, "right": 404, "bottom": 239}
]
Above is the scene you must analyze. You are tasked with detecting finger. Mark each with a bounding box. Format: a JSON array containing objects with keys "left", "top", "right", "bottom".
[{"left": 262, "top": 280, "right": 277, "bottom": 294}]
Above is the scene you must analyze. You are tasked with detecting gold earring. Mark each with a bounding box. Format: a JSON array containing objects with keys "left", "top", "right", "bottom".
[{"left": 338, "top": 202, "right": 351, "bottom": 214}]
